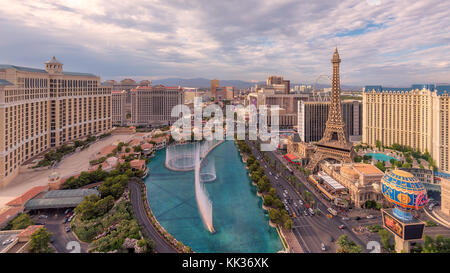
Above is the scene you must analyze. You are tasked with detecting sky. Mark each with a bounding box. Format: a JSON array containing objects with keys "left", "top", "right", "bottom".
[{"left": 0, "top": 0, "right": 449, "bottom": 86}]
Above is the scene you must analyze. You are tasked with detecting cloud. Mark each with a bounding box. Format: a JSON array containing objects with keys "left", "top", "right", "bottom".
[{"left": 0, "top": 0, "right": 448, "bottom": 86}]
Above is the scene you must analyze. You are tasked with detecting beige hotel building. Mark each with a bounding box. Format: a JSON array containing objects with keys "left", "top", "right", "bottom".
[
  {"left": 362, "top": 84, "right": 450, "bottom": 172},
  {"left": 130, "top": 85, "right": 184, "bottom": 127},
  {"left": 0, "top": 57, "right": 112, "bottom": 186}
]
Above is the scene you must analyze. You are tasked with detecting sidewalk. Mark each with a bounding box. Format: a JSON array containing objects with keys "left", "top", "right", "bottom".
[{"left": 281, "top": 228, "right": 304, "bottom": 253}]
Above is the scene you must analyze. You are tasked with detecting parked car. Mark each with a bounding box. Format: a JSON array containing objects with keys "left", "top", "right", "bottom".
[
  {"left": 338, "top": 224, "right": 346, "bottom": 229},
  {"left": 330, "top": 236, "right": 334, "bottom": 242},
  {"left": 321, "top": 243, "right": 326, "bottom": 251},
  {"left": 366, "top": 215, "right": 374, "bottom": 219},
  {"left": 354, "top": 216, "right": 361, "bottom": 221},
  {"left": 65, "top": 227, "right": 71, "bottom": 233},
  {"left": 38, "top": 215, "right": 48, "bottom": 219},
  {"left": 342, "top": 217, "right": 350, "bottom": 221}
]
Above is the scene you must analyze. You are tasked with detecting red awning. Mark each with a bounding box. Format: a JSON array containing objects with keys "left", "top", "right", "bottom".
[{"left": 284, "top": 154, "right": 301, "bottom": 165}]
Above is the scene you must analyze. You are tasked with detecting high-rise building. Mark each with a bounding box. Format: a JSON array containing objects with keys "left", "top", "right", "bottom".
[
  {"left": 211, "top": 79, "right": 219, "bottom": 101},
  {"left": 441, "top": 178, "right": 450, "bottom": 217},
  {"left": 103, "top": 79, "right": 151, "bottom": 122},
  {"left": 362, "top": 84, "right": 450, "bottom": 172},
  {"left": 266, "top": 76, "right": 290, "bottom": 94},
  {"left": 297, "top": 100, "right": 362, "bottom": 142},
  {"left": 246, "top": 92, "right": 309, "bottom": 129},
  {"left": 0, "top": 57, "right": 112, "bottom": 186},
  {"left": 112, "top": 90, "right": 127, "bottom": 126},
  {"left": 130, "top": 85, "right": 184, "bottom": 126}
]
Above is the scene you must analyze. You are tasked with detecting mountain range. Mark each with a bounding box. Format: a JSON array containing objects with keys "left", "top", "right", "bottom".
[{"left": 150, "top": 77, "right": 362, "bottom": 90}]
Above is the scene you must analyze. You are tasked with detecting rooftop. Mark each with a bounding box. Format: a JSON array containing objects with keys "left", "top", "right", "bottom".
[
  {"left": 352, "top": 163, "right": 384, "bottom": 175},
  {"left": 0, "top": 63, "right": 97, "bottom": 77},
  {"left": 318, "top": 171, "right": 346, "bottom": 191},
  {"left": 6, "top": 186, "right": 49, "bottom": 207},
  {"left": 364, "top": 84, "right": 450, "bottom": 96},
  {"left": 24, "top": 188, "right": 99, "bottom": 210}
]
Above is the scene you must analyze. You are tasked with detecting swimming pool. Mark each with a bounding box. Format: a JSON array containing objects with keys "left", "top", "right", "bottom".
[{"left": 366, "top": 153, "right": 397, "bottom": 162}]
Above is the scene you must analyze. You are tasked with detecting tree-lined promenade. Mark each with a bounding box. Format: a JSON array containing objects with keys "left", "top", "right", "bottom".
[{"left": 236, "top": 140, "right": 293, "bottom": 230}]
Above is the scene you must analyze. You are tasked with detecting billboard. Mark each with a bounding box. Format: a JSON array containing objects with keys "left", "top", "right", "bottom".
[
  {"left": 382, "top": 211, "right": 403, "bottom": 238},
  {"left": 382, "top": 209, "right": 425, "bottom": 240}
]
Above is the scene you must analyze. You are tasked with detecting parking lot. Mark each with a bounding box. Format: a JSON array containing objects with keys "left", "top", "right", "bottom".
[{"left": 31, "top": 209, "right": 89, "bottom": 253}]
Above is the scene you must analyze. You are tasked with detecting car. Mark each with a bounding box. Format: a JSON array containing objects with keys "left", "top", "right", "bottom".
[
  {"left": 63, "top": 218, "right": 68, "bottom": 224},
  {"left": 330, "top": 236, "right": 334, "bottom": 242},
  {"left": 308, "top": 208, "right": 315, "bottom": 216},
  {"left": 366, "top": 215, "right": 374, "bottom": 219},
  {"left": 338, "top": 225, "right": 346, "bottom": 229},
  {"left": 2, "top": 238, "right": 14, "bottom": 246},
  {"left": 64, "top": 209, "right": 70, "bottom": 215},
  {"left": 294, "top": 202, "right": 297, "bottom": 207},
  {"left": 355, "top": 216, "right": 361, "bottom": 221},
  {"left": 65, "top": 227, "right": 71, "bottom": 233},
  {"left": 38, "top": 215, "right": 48, "bottom": 219},
  {"left": 304, "top": 211, "right": 308, "bottom": 216},
  {"left": 283, "top": 193, "right": 287, "bottom": 198},
  {"left": 269, "top": 172, "right": 272, "bottom": 176},
  {"left": 50, "top": 236, "right": 55, "bottom": 243},
  {"left": 298, "top": 200, "right": 303, "bottom": 205},
  {"left": 321, "top": 243, "right": 326, "bottom": 251},
  {"left": 342, "top": 217, "right": 350, "bottom": 221}
]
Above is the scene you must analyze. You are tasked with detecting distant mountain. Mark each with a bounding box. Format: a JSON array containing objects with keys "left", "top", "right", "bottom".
[
  {"left": 151, "top": 78, "right": 259, "bottom": 89},
  {"left": 150, "top": 77, "right": 362, "bottom": 90}
]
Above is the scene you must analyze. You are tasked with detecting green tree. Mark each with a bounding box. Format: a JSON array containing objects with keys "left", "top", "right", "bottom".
[
  {"left": 423, "top": 235, "right": 450, "bottom": 253},
  {"left": 29, "top": 228, "right": 53, "bottom": 253},
  {"left": 263, "top": 195, "right": 274, "bottom": 206},
  {"left": 268, "top": 208, "right": 281, "bottom": 223},
  {"left": 4, "top": 213, "right": 34, "bottom": 230},
  {"left": 336, "top": 235, "right": 362, "bottom": 253},
  {"left": 378, "top": 229, "right": 393, "bottom": 252}
]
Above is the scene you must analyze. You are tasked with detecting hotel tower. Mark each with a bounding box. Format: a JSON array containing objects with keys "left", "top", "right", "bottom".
[{"left": 0, "top": 57, "right": 112, "bottom": 186}]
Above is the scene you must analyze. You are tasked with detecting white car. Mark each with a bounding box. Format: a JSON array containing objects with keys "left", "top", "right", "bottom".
[
  {"left": 2, "top": 238, "right": 14, "bottom": 246},
  {"left": 294, "top": 203, "right": 298, "bottom": 207},
  {"left": 342, "top": 217, "right": 350, "bottom": 221},
  {"left": 321, "top": 243, "right": 326, "bottom": 251},
  {"left": 366, "top": 215, "right": 374, "bottom": 219},
  {"left": 298, "top": 200, "right": 303, "bottom": 205}
]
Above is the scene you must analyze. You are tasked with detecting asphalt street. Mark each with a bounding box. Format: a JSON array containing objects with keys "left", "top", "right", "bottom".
[
  {"left": 129, "top": 181, "right": 177, "bottom": 253},
  {"left": 246, "top": 140, "right": 372, "bottom": 253}
]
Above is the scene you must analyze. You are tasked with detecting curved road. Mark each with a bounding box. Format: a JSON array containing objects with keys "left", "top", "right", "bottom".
[{"left": 129, "top": 181, "right": 177, "bottom": 253}]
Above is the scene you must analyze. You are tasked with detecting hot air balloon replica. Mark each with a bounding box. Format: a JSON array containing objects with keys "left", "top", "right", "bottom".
[{"left": 381, "top": 169, "right": 428, "bottom": 253}]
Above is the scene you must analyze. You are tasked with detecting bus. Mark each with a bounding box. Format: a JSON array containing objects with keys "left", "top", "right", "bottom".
[{"left": 327, "top": 207, "right": 338, "bottom": 216}]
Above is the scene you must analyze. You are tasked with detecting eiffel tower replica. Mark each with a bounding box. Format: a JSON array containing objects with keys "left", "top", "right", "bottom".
[{"left": 306, "top": 48, "right": 354, "bottom": 171}]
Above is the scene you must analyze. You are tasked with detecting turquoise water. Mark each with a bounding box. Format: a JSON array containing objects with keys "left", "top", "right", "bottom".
[
  {"left": 144, "top": 141, "right": 283, "bottom": 253},
  {"left": 366, "top": 153, "right": 397, "bottom": 162}
]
